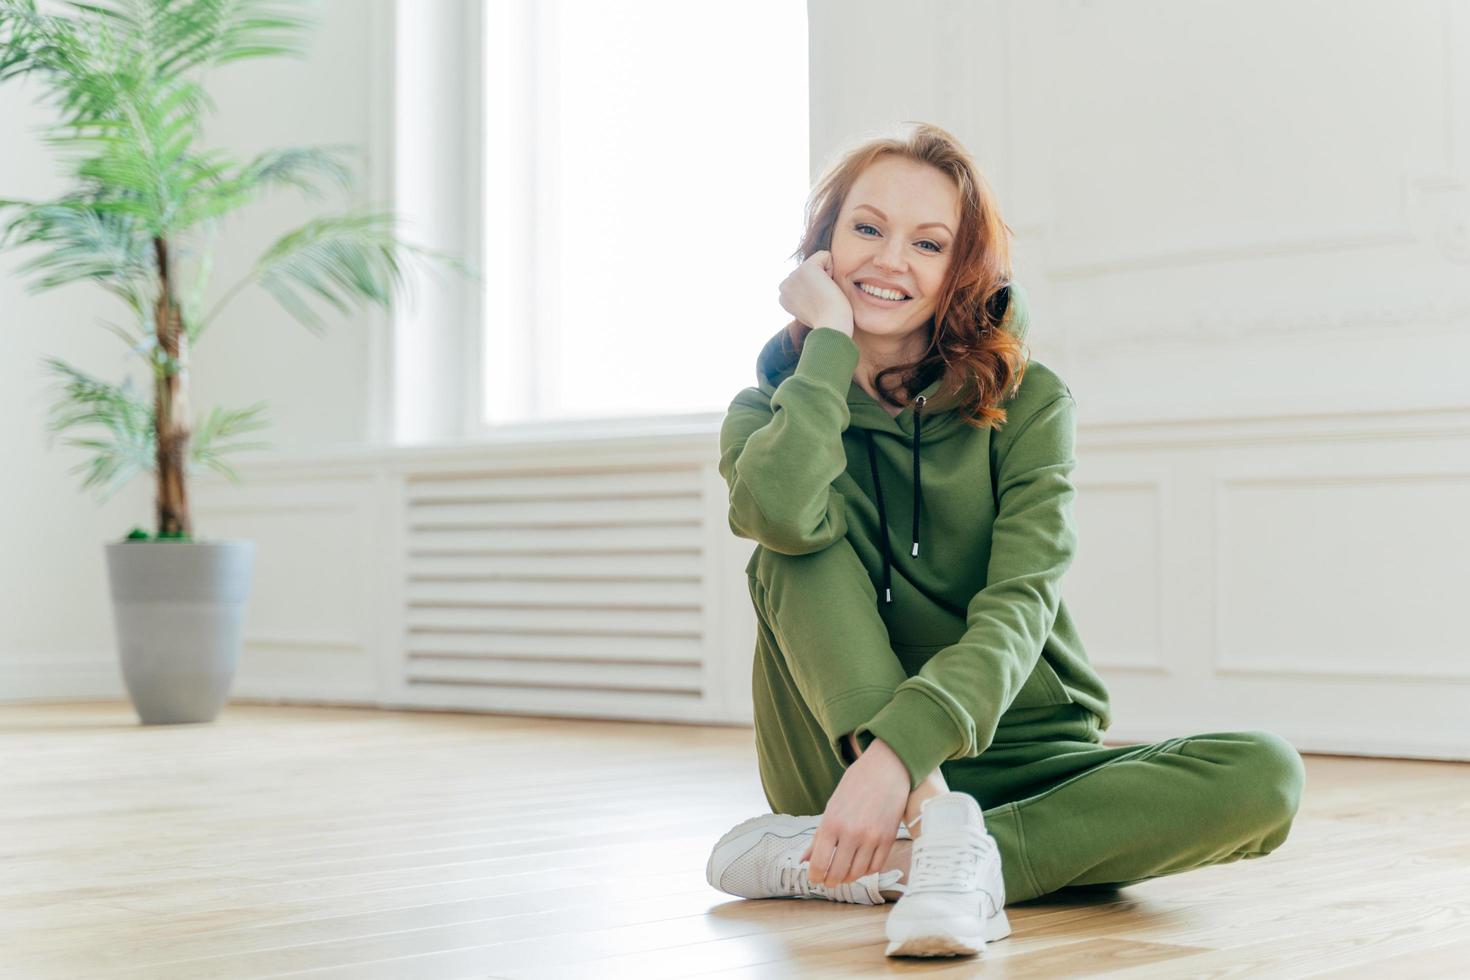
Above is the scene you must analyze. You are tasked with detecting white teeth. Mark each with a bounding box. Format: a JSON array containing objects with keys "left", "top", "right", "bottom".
[{"left": 858, "top": 282, "right": 907, "bottom": 301}]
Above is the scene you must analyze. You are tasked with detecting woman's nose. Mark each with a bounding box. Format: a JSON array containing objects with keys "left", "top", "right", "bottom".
[{"left": 874, "top": 243, "right": 906, "bottom": 273}]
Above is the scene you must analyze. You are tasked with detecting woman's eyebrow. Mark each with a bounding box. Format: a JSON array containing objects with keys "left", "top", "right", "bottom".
[{"left": 852, "top": 203, "right": 952, "bottom": 236}]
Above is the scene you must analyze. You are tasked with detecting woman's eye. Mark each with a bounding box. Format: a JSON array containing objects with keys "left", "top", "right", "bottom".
[{"left": 854, "top": 223, "right": 943, "bottom": 253}]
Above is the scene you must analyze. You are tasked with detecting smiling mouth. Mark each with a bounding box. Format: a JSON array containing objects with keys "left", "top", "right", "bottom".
[{"left": 855, "top": 282, "right": 912, "bottom": 304}]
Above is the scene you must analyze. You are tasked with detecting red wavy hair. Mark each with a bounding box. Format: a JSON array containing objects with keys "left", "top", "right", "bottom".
[{"left": 783, "top": 122, "right": 1027, "bottom": 430}]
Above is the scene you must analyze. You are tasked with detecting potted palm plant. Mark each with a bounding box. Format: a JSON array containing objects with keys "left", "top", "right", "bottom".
[{"left": 0, "top": 0, "right": 460, "bottom": 724}]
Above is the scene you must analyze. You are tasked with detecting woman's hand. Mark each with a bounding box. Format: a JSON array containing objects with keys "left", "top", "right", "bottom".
[
  {"left": 778, "top": 250, "right": 854, "bottom": 336},
  {"left": 800, "top": 736, "right": 910, "bottom": 887}
]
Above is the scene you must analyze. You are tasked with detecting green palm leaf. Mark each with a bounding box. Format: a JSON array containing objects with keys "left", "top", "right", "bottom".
[
  {"left": 1, "top": 196, "right": 153, "bottom": 309},
  {"left": 142, "top": 0, "right": 312, "bottom": 74},
  {"left": 190, "top": 400, "right": 272, "bottom": 481},
  {"left": 42, "top": 356, "right": 154, "bottom": 503},
  {"left": 249, "top": 209, "right": 413, "bottom": 334},
  {"left": 176, "top": 145, "right": 356, "bottom": 229}
]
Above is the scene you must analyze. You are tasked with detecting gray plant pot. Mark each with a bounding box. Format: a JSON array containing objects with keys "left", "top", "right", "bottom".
[{"left": 105, "top": 539, "right": 255, "bottom": 725}]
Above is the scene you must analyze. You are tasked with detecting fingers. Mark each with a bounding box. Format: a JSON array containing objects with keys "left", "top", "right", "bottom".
[
  {"left": 864, "top": 834, "right": 887, "bottom": 881},
  {"left": 822, "top": 836, "right": 859, "bottom": 888},
  {"left": 810, "top": 833, "right": 886, "bottom": 887},
  {"left": 847, "top": 839, "right": 877, "bottom": 884},
  {"left": 807, "top": 832, "right": 834, "bottom": 886}
]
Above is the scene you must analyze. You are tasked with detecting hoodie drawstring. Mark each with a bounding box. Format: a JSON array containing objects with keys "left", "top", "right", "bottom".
[
  {"left": 863, "top": 395, "right": 924, "bottom": 606},
  {"left": 911, "top": 396, "right": 924, "bottom": 558}
]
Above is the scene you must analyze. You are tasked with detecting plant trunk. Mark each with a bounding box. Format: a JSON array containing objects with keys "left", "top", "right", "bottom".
[{"left": 153, "top": 237, "right": 191, "bottom": 537}]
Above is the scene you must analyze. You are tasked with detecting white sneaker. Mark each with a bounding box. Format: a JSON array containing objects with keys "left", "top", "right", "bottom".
[
  {"left": 884, "top": 792, "right": 1011, "bottom": 957},
  {"left": 706, "top": 812, "right": 907, "bottom": 905}
]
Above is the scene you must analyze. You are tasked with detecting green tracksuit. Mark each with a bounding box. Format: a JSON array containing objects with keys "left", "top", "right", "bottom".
[{"left": 718, "top": 283, "right": 1305, "bottom": 903}]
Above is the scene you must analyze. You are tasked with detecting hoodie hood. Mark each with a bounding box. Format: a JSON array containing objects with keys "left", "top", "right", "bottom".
[{"left": 751, "top": 281, "right": 1031, "bottom": 604}]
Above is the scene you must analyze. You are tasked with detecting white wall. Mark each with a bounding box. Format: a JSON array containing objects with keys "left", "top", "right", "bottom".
[{"left": 809, "top": 0, "right": 1470, "bottom": 417}]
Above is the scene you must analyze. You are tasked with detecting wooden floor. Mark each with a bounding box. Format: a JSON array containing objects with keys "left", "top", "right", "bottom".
[{"left": 1, "top": 702, "right": 1468, "bottom": 979}]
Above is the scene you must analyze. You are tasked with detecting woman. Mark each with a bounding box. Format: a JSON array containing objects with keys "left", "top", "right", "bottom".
[{"left": 704, "top": 123, "right": 1306, "bottom": 960}]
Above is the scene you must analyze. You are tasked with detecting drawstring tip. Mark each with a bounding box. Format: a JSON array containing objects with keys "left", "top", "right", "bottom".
[
  {"left": 910, "top": 542, "right": 919, "bottom": 558},
  {"left": 884, "top": 588, "right": 892, "bottom": 603}
]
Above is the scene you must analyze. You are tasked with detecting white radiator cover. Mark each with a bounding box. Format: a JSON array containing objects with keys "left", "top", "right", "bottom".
[{"left": 401, "top": 466, "right": 709, "bottom": 709}]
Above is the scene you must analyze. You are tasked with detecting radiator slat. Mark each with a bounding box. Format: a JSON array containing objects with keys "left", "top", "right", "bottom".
[
  {"left": 405, "top": 552, "right": 701, "bottom": 580},
  {"left": 407, "top": 495, "right": 702, "bottom": 528},
  {"left": 405, "top": 579, "right": 702, "bottom": 607},
  {"left": 407, "top": 524, "right": 699, "bottom": 553},
  {"left": 407, "top": 468, "right": 703, "bottom": 502},
  {"left": 405, "top": 656, "right": 701, "bottom": 692},
  {"left": 405, "top": 631, "right": 701, "bottom": 663},
  {"left": 406, "top": 600, "right": 701, "bottom": 635}
]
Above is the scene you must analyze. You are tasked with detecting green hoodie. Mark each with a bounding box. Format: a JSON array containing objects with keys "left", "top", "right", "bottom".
[{"left": 719, "top": 282, "right": 1113, "bottom": 791}]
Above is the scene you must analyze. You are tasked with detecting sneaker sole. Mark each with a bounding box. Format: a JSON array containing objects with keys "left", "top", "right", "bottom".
[
  {"left": 705, "top": 813, "right": 822, "bottom": 893},
  {"left": 884, "top": 908, "right": 1012, "bottom": 958}
]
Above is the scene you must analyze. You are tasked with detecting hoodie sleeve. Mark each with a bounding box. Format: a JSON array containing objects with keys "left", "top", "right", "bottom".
[
  {"left": 848, "top": 387, "right": 1080, "bottom": 790},
  {"left": 718, "top": 327, "right": 862, "bottom": 555}
]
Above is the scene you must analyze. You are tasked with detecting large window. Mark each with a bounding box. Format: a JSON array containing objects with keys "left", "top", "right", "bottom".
[{"left": 481, "top": 0, "right": 809, "bottom": 429}]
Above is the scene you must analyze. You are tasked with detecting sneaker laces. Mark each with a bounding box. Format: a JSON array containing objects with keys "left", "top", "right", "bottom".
[
  {"left": 776, "top": 853, "right": 905, "bottom": 905},
  {"left": 897, "top": 828, "right": 994, "bottom": 896}
]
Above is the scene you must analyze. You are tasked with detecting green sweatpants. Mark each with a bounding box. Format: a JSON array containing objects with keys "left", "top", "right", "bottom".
[{"left": 746, "top": 542, "right": 1306, "bottom": 905}]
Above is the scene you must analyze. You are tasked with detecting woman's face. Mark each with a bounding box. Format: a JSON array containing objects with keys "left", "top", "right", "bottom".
[{"left": 831, "top": 155, "right": 960, "bottom": 343}]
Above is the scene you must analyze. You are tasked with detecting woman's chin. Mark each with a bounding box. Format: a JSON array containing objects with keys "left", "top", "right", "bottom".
[{"left": 854, "top": 315, "right": 913, "bottom": 337}]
